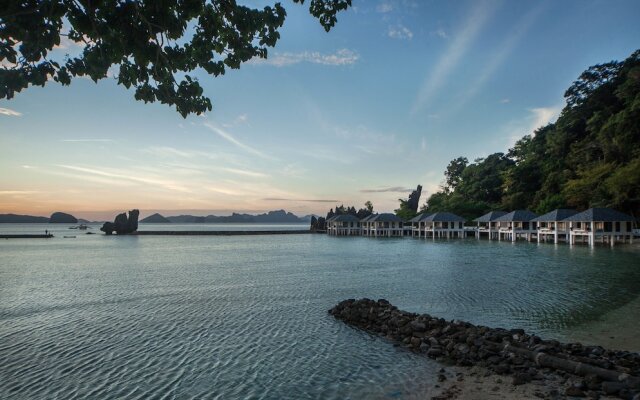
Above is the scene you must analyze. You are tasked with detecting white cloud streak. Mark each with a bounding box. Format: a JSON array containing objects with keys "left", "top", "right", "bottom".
[
  {"left": 411, "top": 0, "right": 498, "bottom": 115},
  {"left": 221, "top": 167, "right": 269, "bottom": 178},
  {"left": 203, "top": 122, "right": 276, "bottom": 160},
  {"left": 56, "top": 165, "right": 191, "bottom": 193},
  {"left": 458, "top": 4, "right": 544, "bottom": 108},
  {"left": 250, "top": 49, "right": 359, "bottom": 67},
  {"left": 61, "top": 139, "right": 114, "bottom": 142},
  {"left": 0, "top": 107, "right": 22, "bottom": 117},
  {"left": 0, "top": 190, "right": 38, "bottom": 195}
]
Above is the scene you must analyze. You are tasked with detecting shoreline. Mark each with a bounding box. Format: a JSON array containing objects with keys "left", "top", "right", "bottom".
[
  {"left": 133, "top": 230, "right": 312, "bottom": 236},
  {"left": 330, "top": 299, "right": 640, "bottom": 399},
  {"left": 566, "top": 294, "right": 640, "bottom": 353}
]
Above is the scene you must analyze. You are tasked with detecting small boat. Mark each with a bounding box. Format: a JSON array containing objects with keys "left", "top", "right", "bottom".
[
  {"left": 63, "top": 235, "right": 76, "bottom": 238},
  {"left": 69, "top": 224, "right": 90, "bottom": 230}
]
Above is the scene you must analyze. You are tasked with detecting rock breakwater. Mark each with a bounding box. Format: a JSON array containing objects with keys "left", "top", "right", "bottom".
[{"left": 329, "top": 298, "right": 640, "bottom": 399}]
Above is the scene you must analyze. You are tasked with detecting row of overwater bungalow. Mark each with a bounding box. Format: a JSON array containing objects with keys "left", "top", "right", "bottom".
[{"left": 326, "top": 207, "right": 636, "bottom": 247}]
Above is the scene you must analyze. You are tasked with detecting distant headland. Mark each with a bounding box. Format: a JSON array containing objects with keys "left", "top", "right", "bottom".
[
  {"left": 0, "top": 212, "right": 86, "bottom": 224},
  {"left": 0, "top": 210, "right": 313, "bottom": 224},
  {"left": 140, "top": 209, "right": 313, "bottom": 224}
]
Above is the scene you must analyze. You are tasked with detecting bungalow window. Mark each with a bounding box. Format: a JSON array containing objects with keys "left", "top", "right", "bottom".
[{"left": 615, "top": 222, "right": 620, "bottom": 232}]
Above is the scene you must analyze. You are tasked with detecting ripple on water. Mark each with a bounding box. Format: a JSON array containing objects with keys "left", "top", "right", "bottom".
[{"left": 1, "top": 234, "right": 640, "bottom": 399}]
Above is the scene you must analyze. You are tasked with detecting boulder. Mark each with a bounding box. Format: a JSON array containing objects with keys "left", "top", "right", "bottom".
[{"left": 101, "top": 209, "right": 139, "bottom": 235}]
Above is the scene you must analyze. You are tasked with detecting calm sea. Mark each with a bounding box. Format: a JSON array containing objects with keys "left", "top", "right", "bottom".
[{"left": 1, "top": 223, "right": 640, "bottom": 399}]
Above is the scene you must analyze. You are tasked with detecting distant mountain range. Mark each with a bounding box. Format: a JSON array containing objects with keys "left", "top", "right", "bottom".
[
  {"left": 0, "top": 212, "right": 87, "bottom": 223},
  {"left": 1, "top": 210, "right": 314, "bottom": 224},
  {"left": 140, "top": 210, "right": 313, "bottom": 224}
]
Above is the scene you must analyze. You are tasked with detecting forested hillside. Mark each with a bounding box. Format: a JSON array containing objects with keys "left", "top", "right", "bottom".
[{"left": 423, "top": 49, "right": 640, "bottom": 221}]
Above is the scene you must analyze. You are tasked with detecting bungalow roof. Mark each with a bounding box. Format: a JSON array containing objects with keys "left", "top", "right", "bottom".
[
  {"left": 473, "top": 211, "right": 508, "bottom": 222},
  {"left": 421, "top": 212, "right": 466, "bottom": 222},
  {"left": 365, "top": 213, "right": 403, "bottom": 222},
  {"left": 329, "top": 214, "right": 360, "bottom": 223},
  {"left": 531, "top": 209, "right": 577, "bottom": 222},
  {"left": 562, "top": 208, "right": 635, "bottom": 222},
  {"left": 494, "top": 210, "right": 538, "bottom": 222}
]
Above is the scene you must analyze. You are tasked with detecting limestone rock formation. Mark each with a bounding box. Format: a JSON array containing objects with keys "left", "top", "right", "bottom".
[
  {"left": 49, "top": 212, "right": 78, "bottom": 223},
  {"left": 100, "top": 209, "right": 139, "bottom": 235}
]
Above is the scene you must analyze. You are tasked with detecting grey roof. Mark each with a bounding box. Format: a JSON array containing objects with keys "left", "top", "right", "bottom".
[
  {"left": 562, "top": 208, "right": 635, "bottom": 222},
  {"left": 494, "top": 210, "right": 538, "bottom": 222},
  {"left": 531, "top": 209, "right": 578, "bottom": 222},
  {"left": 328, "top": 214, "right": 360, "bottom": 223},
  {"left": 421, "top": 212, "right": 466, "bottom": 222},
  {"left": 409, "top": 212, "right": 433, "bottom": 223},
  {"left": 365, "top": 213, "right": 403, "bottom": 222},
  {"left": 473, "top": 211, "right": 508, "bottom": 222},
  {"left": 360, "top": 214, "right": 377, "bottom": 222}
]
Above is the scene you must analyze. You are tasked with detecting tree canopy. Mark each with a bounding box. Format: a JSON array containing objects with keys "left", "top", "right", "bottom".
[
  {"left": 0, "top": 0, "right": 351, "bottom": 117},
  {"left": 421, "top": 49, "right": 640, "bottom": 221}
]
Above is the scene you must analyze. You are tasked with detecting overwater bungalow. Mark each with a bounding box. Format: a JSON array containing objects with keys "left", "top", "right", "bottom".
[
  {"left": 408, "top": 213, "right": 433, "bottom": 237},
  {"left": 563, "top": 208, "right": 635, "bottom": 246},
  {"left": 326, "top": 214, "right": 361, "bottom": 236},
  {"left": 362, "top": 213, "right": 403, "bottom": 237},
  {"left": 473, "top": 211, "right": 507, "bottom": 240},
  {"left": 532, "top": 209, "right": 577, "bottom": 244},
  {"left": 494, "top": 210, "right": 539, "bottom": 242},
  {"left": 419, "top": 212, "right": 466, "bottom": 239}
]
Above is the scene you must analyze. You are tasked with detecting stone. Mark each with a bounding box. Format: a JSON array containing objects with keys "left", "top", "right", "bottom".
[
  {"left": 410, "top": 321, "right": 426, "bottom": 332},
  {"left": 427, "top": 348, "right": 443, "bottom": 358},
  {"left": 101, "top": 209, "right": 139, "bottom": 235},
  {"left": 565, "top": 386, "right": 586, "bottom": 397},
  {"left": 512, "top": 373, "right": 530, "bottom": 386},
  {"left": 601, "top": 381, "right": 624, "bottom": 395}
]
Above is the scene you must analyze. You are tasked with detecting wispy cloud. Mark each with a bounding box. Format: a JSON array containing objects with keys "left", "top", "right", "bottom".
[
  {"left": 376, "top": 2, "right": 393, "bottom": 13},
  {"left": 142, "top": 146, "right": 198, "bottom": 158},
  {"left": 457, "top": 4, "right": 544, "bottom": 108},
  {"left": 500, "top": 98, "right": 511, "bottom": 104},
  {"left": 360, "top": 186, "right": 414, "bottom": 193},
  {"left": 411, "top": 0, "right": 498, "bottom": 115},
  {"left": 0, "top": 190, "right": 38, "bottom": 195},
  {"left": 250, "top": 49, "right": 359, "bottom": 67},
  {"left": 222, "top": 113, "right": 250, "bottom": 129},
  {"left": 0, "top": 107, "right": 22, "bottom": 117},
  {"left": 61, "top": 139, "right": 114, "bottom": 143},
  {"left": 503, "top": 105, "right": 561, "bottom": 148},
  {"left": 263, "top": 198, "right": 340, "bottom": 203},
  {"left": 434, "top": 28, "right": 448, "bottom": 39},
  {"left": 203, "top": 122, "right": 276, "bottom": 160},
  {"left": 388, "top": 25, "right": 413, "bottom": 40},
  {"left": 529, "top": 106, "right": 560, "bottom": 132},
  {"left": 56, "top": 164, "right": 191, "bottom": 192},
  {"left": 221, "top": 167, "right": 269, "bottom": 178}
]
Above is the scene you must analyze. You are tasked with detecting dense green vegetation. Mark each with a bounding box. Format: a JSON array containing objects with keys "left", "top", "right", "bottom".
[{"left": 422, "top": 49, "right": 640, "bottom": 221}]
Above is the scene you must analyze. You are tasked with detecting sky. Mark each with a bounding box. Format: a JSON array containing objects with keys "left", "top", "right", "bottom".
[{"left": 1, "top": 0, "right": 640, "bottom": 220}]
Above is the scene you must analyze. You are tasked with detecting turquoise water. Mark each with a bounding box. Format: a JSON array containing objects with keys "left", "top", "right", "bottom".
[{"left": 1, "top": 225, "right": 640, "bottom": 399}]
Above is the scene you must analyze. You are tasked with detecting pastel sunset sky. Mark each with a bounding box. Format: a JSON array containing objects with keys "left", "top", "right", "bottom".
[{"left": 1, "top": 0, "right": 639, "bottom": 220}]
